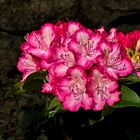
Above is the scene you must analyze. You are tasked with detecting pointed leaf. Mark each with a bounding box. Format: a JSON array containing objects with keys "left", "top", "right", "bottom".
[
  {"left": 102, "top": 105, "right": 116, "bottom": 117},
  {"left": 5, "top": 82, "right": 25, "bottom": 97},
  {"left": 25, "top": 70, "right": 47, "bottom": 82},
  {"left": 89, "top": 115, "right": 104, "bottom": 125},
  {"left": 113, "top": 85, "right": 140, "bottom": 108},
  {"left": 23, "top": 71, "right": 47, "bottom": 93},
  {"left": 48, "top": 97, "right": 61, "bottom": 110},
  {"left": 46, "top": 97, "right": 63, "bottom": 118},
  {"left": 120, "top": 74, "right": 140, "bottom": 84}
]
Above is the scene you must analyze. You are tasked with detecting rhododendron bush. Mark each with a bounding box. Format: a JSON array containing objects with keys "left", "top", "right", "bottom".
[{"left": 9, "top": 21, "right": 140, "bottom": 121}]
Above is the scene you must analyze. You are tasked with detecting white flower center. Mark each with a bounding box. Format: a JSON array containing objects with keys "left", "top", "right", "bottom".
[
  {"left": 60, "top": 51, "right": 75, "bottom": 66},
  {"left": 69, "top": 79, "right": 86, "bottom": 101},
  {"left": 94, "top": 86, "right": 110, "bottom": 101}
]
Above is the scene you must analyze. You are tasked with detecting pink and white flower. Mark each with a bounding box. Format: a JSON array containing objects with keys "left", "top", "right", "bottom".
[
  {"left": 40, "top": 21, "right": 81, "bottom": 71},
  {"left": 17, "top": 53, "right": 40, "bottom": 81},
  {"left": 97, "top": 42, "right": 132, "bottom": 80},
  {"left": 56, "top": 65, "right": 92, "bottom": 112},
  {"left": 69, "top": 29, "right": 101, "bottom": 69},
  {"left": 121, "top": 30, "right": 140, "bottom": 78},
  {"left": 26, "top": 24, "right": 55, "bottom": 60},
  {"left": 17, "top": 20, "right": 138, "bottom": 112},
  {"left": 87, "top": 68, "right": 120, "bottom": 111}
]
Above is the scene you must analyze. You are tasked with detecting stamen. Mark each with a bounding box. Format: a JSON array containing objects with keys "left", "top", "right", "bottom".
[
  {"left": 60, "top": 52, "right": 74, "bottom": 65},
  {"left": 95, "top": 86, "right": 110, "bottom": 101},
  {"left": 69, "top": 82, "right": 85, "bottom": 101},
  {"left": 35, "top": 35, "right": 46, "bottom": 50}
]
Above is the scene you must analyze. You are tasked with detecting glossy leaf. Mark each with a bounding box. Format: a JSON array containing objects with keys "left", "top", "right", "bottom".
[
  {"left": 89, "top": 115, "right": 104, "bottom": 125},
  {"left": 5, "top": 82, "right": 25, "bottom": 97},
  {"left": 113, "top": 85, "right": 140, "bottom": 108},
  {"left": 102, "top": 105, "right": 116, "bottom": 117},
  {"left": 22, "top": 71, "right": 47, "bottom": 93},
  {"left": 48, "top": 97, "right": 60, "bottom": 110},
  {"left": 46, "top": 96, "right": 63, "bottom": 118},
  {"left": 120, "top": 74, "right": 140, "bottom": 84}
]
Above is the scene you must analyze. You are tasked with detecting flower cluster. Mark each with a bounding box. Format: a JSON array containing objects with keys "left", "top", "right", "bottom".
[{"left": 17, "top": 21, "right": 140, "bottom": 112}]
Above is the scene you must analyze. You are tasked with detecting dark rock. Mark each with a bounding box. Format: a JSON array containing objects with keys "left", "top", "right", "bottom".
[
  {"left": 0, "top": 31, "right": 22, "bottom": 85},
  {"left": 0, "top": 0, "right": 77, "bottom": 32}
]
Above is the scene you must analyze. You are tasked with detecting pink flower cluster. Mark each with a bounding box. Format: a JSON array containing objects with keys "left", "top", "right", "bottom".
[{"left": 17, "top": 21, "right": 140, "bottom": 112}]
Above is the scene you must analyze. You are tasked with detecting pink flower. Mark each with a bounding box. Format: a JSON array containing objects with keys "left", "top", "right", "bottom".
[
  {"left": 122, "top": 30, "right": 140, "bottom": 49},
  {"left": 87, "top": 68, "right": 120, "bottom": 111},
  {"left": 120, "top": 30, "right": 140, "bottom": 78},
  {"left": 26, "top": 24, "right": 55, "bottom": 60},
  {"left": 97, "top": 27, "right": 123, "bottom": 43},
  {"left": 43, "top": 45, "right": 76, "bottom": 77},
  {"left": 20, "top": 42, "right": 31, "bottom": 52},
  {"left": 97, "top": 42, "right": 132, "bottom": 80},
  {"left": 17, "top": 53, "right": 40, "bottom": 81},
  {"left": 69, "top": 29, "right": 101, "bottom": 69},
  {"left": 42, "top": 83, "right": 55, "bottom": 93},
  {"left": 56, "top": 65, "right": 92, "bottom": 112},
  {"left": 67, "top": 21, "right": 82, "bottom": 35},
  {"left": 18, "top": 21, "right": 136, "bottom": 112},
  {"left": 40, "top": 21, "right": 80, "bottom": 70}
]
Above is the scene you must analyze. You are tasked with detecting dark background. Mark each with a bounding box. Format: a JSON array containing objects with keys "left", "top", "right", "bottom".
[{"left": 0, "top": 0, "right": 140, "bottom": 140}]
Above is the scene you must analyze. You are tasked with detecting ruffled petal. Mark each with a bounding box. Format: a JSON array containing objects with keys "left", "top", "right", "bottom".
[
  {"left": 67, "top": 21, "right": 81, "bottom": 35},
  {"left": 68, "top": 41, "right": 82, "bottom": 54},
  {"left": 41, "top": 23, "right": 55, "bottom": 45},
  {"left": 42, "top": 83, "right": 54, "bottom": 93},
  {"left": 17, "top": 53, "right": 40, "bottom": 81},
  {"left": 93, "top": 99, "right": 106, "bottom": 111},
  {"left": 53, "top": 62, "right": 69, "bottom": 78},
  {"left": 116, "top": 59, "right": 133, "bottom": 77},
  {"left": 81, "top": 93, "right": 92, "bottom": 110},
  {"left": 75, "top": 29, "right": 91, "bottom": 44},
  {"left": 63, "top": 94, "right": 81, "bottom": 112},
  {"left": 107, "top": 91, "right": 120, "bottom": 106},
  {"left": 20, "top": 42, "right": 30, "bottom": 51},
  {"left": 27, "top": 47, "right": 50, "bottom": 59},
  {"left": 27, "top": 31, "right": 47, "bottom": 49},
  {"left": 87, "top": 68, "right": 119, "bottom": 111}
]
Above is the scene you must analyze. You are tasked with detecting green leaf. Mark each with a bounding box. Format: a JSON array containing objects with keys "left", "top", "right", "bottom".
[
  {"left": 102, "top": 105, "right": 116, "bottom": 117},
  {"left": 25, "top": 70, "right": 47, "bottom": 82},
  {"left": 22, "top": 71, "right": 47, "bottom": 93},
  {"left": 5, "top": 71, "right": 47, "bottom": 97},
  {"left": 89, "top": 106, "right": 116, "bottom": 125},
  {"left": 5, "top": 82, "right": 25, "bottom": 97},
  {"left": 48, "top": 97, "right": 60, "bottom": 110},
  {"left": 89, "top": 115, "right": 104, "bottom": 125},
  {"left": 120, "top": 74, "right": 140, "bottom": 84},
  {"left": 113, "top": 85, "right": 140, "bottom": 108},
  {"left": 46, "top": 97, "right": 63, "bottom": 118}
]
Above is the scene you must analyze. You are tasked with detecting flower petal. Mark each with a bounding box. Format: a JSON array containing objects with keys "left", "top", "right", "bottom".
[
  {"left": 107, "top": 91, "right": 120, "bottom": 106},
  {"left": 41, "top": 23, "right": 55, "bottom": 45},
  {"left": 116, "top": 59, "right": 133, "bottom": 77},
  {"left": 63, "top": 94, "right": 81, "bottom": 112},
  {"left": 42, "top": 83, "right": 54, "bottom": 93},
  {"left": 17, "top": 53, "right": 40, "bottom": 81},
  {"left": 67, "top": 21, "right": 81, "bottom": 35},
  {"left": 53, "top": 62, "right": 69, "bottom": 78},
  {"left": 87, "top": 68, "right": 119, "bottom": 111},
  {"left": 75, "top": 29, "right": 91, "bottom": 44}
]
